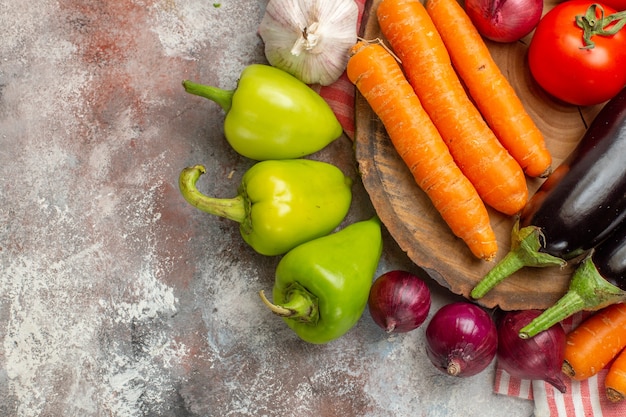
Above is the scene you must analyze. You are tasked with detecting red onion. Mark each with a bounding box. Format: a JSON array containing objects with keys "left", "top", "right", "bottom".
[
  {"left": 497, "top": 310, "right": 568, "bottom": 393},
  {"left": 464, "top": 0, "right": 543, "bottom": 43},
  {"left": 425, "top": 302, "right": 497, "bottom": 377},
  {"left": 368, "top": 270, "right": 431, "bottom": 333}
]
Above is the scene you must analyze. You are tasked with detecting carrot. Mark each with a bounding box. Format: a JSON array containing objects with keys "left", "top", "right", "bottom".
[
  {"left": 347, "top": 41, "right": 497, "bottom": 261},
  {"left": 562, "top": 303, "right": 626, "bottom": 381},
  {"left": 605, "top": 347, "right": 626, "bottom": 402},
  {"left": 376, "top": 0, "right": 528, "bottom": 216},
  {"left": 425, "top": 0, "right": 552, "bottom": 178}
]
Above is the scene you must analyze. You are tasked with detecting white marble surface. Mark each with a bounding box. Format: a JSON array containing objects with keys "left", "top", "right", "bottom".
[{"left": 0, "top": 0, "right": 534, "bottom": 416}]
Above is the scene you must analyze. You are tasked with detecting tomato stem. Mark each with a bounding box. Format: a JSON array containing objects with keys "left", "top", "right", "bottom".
[{"left": 576, "top": 4, "right": 626, "bottom": 49}]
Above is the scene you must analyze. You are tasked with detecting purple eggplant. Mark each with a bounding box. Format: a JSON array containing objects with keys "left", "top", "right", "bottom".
[
  {"left": 519, "top": 220, "right": 626, "bottom": 338},
  {"left": 471, "top": 88, "right": 626, "bottom": 300}
]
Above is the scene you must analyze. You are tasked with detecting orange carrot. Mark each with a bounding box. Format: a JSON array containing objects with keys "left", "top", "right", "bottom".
[
  {"left": 605, "top": 347, "right": 626, "bottom": 402},
  {"left": 347, "top": 40, "right": 497, "bottom": 261},
  {"left": 376, "top": 0, "right": 528, "bottom": 216},
  {"left": 562, "top": 303, "right": 626, "bottom": 381},
  {"left": 426, "top": 0, "right": 552, "bottom": 178}
]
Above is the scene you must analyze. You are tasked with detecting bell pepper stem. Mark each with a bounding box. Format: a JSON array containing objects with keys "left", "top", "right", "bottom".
[
  {"left": 259, "top": 291, "right": 292, "bottom": 316},
  {"left": 179, "top": 165, "right": 247, "bottom": 224},
  {"left": 259, "top": 283, "right": 319, "bottom": 325},
  {"left": 470, "top": 221, "right": 567, "bottom": 299},
  {"left": 182, "top": 80, "right": 235, "bottom": 113},
  {"left": 518, "top": 254, "right": 626, "bottom": 339}
]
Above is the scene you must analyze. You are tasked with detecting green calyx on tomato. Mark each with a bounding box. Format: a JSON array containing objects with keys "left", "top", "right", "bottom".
[
  {"left": 259, "top": 217, "right": 383, "bottom": 344},
  {"left": 576, "top": 3, "right": 626, "bottom": 48},
  {"left": 178, "top": 159, "right": 353, "bottom": 256},
  {"left": 528, "top": 1, "right": 626, "bottom": 106},
  {"left": 182, "top": 64, "right": 343, "bottom": 161}
]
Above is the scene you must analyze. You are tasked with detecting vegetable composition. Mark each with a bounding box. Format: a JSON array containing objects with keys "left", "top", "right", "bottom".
[
  {"left": 425, "top": 302, "right": 498, "bottom": 377},
  {"left": 377, "top": 0, "right": 528, "bottom": 216},
  {"left": 464, "top": 0, "right": 543, "bottom": 43},
  {"left": 259, "top": 217, "right": 383, "bottom": 344},
  {"left": 605, "top": 344, "right": 626, "bottom": 402},
  {"left": 427, "top": 0, "right": 551, "bottom": 178},
  {"left": 346, "top": 40, "right": 497, "bottom": 261},
  {"left": 183, "top": 64, "right": 342, "bottom": 160},
  {"left": 178, "top": 160, "right": 352, "bottom": 256},
  {"left": 560, "top": 303, "right": 626, "bottom": 381},
  {"left": 368, "top": 270, "right": 431, "bottom": 333},
  {"left": 519, "top": 219, "right": 626, "bottom": 338},
  {"left": 528, "top": 1, "right": 626, "bottom": 106},
  {"left": 258, "top": 0, "right": 359, "bottom": 86},
  {"left": 471, "top": 86, "right": 626, "bottom": 300},
  {"left": 496, "top": 310, "right": 567, "bottom": 393}
]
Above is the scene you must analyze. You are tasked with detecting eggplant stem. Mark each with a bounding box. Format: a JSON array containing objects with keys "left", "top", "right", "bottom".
[
  {"left": 471, "top": 221, "right": 566, "bottom": 299},
  {"left": 518, "top": 254, "right": 626, "bottom": 339},
  {"left": 471, "top": 250, "right": 526, "bottom": 299}
]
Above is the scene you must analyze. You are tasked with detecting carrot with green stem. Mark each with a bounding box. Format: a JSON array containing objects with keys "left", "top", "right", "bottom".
[
  {"left": 425, "top": 0, "right": 552, "bottom": 178},
  {"left": 606, "top": 347, "right": 626, "bottom": 402},
  {"left": 376, "top": 0, "right": 528, "bottom": 216},
  {"left": 347, "top": 40, "right": 497, "bottom": 261},
  {"left": 562, "top": 303, "right": 626, "bottom": 381}
]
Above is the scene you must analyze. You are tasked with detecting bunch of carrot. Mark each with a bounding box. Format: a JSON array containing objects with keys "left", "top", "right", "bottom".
[
  {"left": 347, "top": 0, "right": 553, "bottom": 260},
  {"left": 562, "top": 303, "right": 626, "bottom": 402},
  {"left": 347, "top": 40, "right": 498, "bottom": 261}
]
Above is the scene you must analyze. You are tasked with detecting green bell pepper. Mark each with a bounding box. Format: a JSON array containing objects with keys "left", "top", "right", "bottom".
[
  {"left": 179, "top": 159, "right": 352, "bottom": 256},
  {"left": 182, "top": 64, "right": 343, "bottom": 161},
  {"left": 259, "top": 217, "right": 383, "bottom": 344}
]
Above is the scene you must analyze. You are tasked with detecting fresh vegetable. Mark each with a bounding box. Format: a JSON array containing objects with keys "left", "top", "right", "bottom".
[
  {"left": 464, "top": 0, "right": 543, "bottom": 43},
  {"left": 182, "top": 64, "right": 342, "bottom": 160},
  {"left": 605, "top": 345, "right": 626, "bottom": 402},
  {"left": 367, "top": 270, "right": 431, "bottom": 333},
  {"left": 593, "top": 0, "right": 626, "bottom": 10},
  {"left": 425, "top": 302, "right": 498, "bottom": 377},
  {"left": 471, "top": 87, "right": 626, "bottom": 300},
  {"left": 518, "top": 219, "right": 626, "bottom": 338},
  {"left": 559, "top": 303, "right": 626, "bottom": 381},
  {"left": 178, "top": 160, "right": 352, "bottom": 256},
  {"left": 258, "top": 0, "right": 358, "bottom": 86},
  {"left": 428, "top": 0, "right": 551, "bottom": 178},
  {"left": 259, "top": 217, "right": 383, "bottom": 344},
  {"left": 377, "top": 0, "right": 528, "bottom": 216},
  {"left": 528, "top": 1, "right": 626, "bottom": 106},
  {"left": 346, "top": 40, "right": 497, "bottom": 261},
  {"left": 497, "top": 310, "right": 567, "bottom": 393}
]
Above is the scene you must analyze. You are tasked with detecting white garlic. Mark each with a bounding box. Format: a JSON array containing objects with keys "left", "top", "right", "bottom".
[{"left": 258, "top": 0, "right": 359, "bottom": 86}]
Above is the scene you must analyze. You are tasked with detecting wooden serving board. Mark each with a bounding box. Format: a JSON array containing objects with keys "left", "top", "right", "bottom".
[{"left": 354, "top": 0, "right": 606, "bottom": 310}]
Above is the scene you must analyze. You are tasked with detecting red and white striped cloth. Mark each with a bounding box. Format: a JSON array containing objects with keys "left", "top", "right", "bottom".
[
  {"left": 313, "top": 0, "right": 367, "bottom": 141},
  {"left": 318, "top": 2, "right": 626, "bottom": 414}
]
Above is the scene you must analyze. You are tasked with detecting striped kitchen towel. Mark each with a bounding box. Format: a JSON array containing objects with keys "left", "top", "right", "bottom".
[
  {"left": 494, "top": 312, "right": 626, "bottom": 416},
  {"left": 315, "top": 0, "right": 367, "bottom": 141}
]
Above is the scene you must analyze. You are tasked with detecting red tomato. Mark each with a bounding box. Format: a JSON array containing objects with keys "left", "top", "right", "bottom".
[
  {"left": 528, "top": 0, "right": 626, "bottom": 106},
  {"left": 588, "top": 0, "right": 626, "bottom": 10}
]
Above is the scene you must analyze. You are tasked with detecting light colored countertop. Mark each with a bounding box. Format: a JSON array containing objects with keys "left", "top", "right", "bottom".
[{"left": 0, "top": 1, "right": 534, "bottom": 416}]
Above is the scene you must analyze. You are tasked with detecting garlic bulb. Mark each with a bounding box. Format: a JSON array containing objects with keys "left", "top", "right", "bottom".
[{"left": 258, "top": 0, "right": 359, "bottom": 86}]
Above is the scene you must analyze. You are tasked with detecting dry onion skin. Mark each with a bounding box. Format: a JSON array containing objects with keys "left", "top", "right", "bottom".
[{"left": 258, "top": 0, "right": 359, "bottom": 86}]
